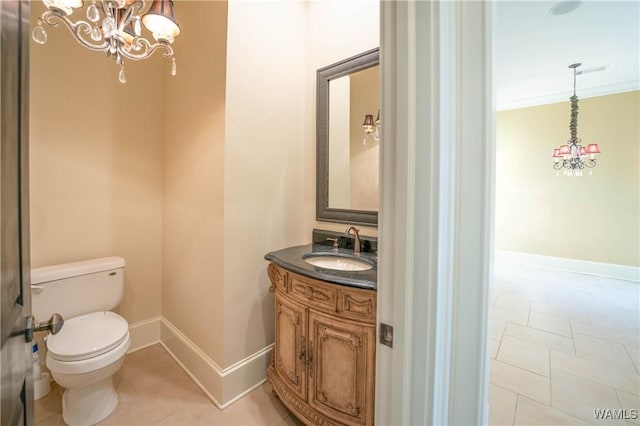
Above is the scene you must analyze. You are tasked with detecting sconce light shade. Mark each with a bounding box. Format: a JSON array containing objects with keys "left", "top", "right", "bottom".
[
  {"left": 142, "top": 0, "right": 181, "bottom": 43},
  {"left": 586, "top": 143, "right": 601, "bottom": 154},
  {"left": 559, "top": 145, "right": 571, "bottom": 155},
  {"left": 552, "top": 148, "right": 561, "bottom": 158},
  {"left": 362, "top": 114, "right": 375, "bottom": 127}
]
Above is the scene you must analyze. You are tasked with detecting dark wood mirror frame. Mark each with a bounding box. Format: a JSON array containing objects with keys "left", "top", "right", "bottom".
[{"left": 316, "top": 47, "right": 379, "bottom": 227}]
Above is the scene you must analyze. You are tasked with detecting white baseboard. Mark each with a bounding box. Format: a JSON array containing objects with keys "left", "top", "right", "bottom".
[
  {"left": 496, "top": 250, "right": 640, "bottom": 283},
  {"left": 159, "top": 317, "right": 273, "bottom": 409},
  {"left": 127, "top": 316, "right": 162, "bottom": 352}
]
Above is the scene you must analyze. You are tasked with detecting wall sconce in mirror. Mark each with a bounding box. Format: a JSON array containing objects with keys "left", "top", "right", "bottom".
[{"left": 362, "top": 110, "right": 380, "bottom": 145}]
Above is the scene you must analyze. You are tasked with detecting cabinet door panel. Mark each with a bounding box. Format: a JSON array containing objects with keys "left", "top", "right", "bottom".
[
  {"left": 274, "top": 294, "right": 306, "bottom": 400},
  {"left": 308, "top": 310, "right": 375, "bottom": 426}
]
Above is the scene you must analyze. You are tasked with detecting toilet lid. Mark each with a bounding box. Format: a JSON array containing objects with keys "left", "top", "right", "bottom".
[{"left": 46, "top": 311, "right": 129, "bottom": 362}]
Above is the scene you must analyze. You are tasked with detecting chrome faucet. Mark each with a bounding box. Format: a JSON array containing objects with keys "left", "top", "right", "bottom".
[{"left": 345, "top": 226, "right": 361, "bottom": 256}]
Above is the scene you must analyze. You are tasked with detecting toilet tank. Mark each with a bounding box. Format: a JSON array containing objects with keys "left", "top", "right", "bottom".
[{"left": 31, "top": 257, "right": 125, "bottom": 321}]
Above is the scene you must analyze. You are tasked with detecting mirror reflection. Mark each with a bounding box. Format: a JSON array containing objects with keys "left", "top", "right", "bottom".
[{"left": 328, "top": 66, "right": 380, "bottom": 212}]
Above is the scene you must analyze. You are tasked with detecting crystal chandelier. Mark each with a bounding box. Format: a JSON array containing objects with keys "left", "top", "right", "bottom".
[
  {"left": 551, "top": 63, "right": 601, "bottom": 176},
  {"left": 32, "top": 0, "right": 181, "bottom": 84}
]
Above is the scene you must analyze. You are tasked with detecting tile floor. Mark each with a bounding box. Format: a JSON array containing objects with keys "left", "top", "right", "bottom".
[
  {"left": 35, "top": 344, "right": 305, "bottom": 425},
  {"left": 35, "top": 261, "right": 639, "bottom": 426},
  {"left": 489, "top": 262, "right": 640, "bottom": 425}
]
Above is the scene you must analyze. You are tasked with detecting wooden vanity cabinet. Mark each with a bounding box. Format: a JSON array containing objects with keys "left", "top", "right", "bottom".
[{"left": 267, "top": 263, "right": 376, "bottom": 426}]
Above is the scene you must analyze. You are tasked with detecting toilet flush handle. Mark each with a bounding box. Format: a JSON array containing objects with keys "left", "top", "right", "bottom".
[{"left": 24, "top": 313, "right": 64, "bottom": 343}]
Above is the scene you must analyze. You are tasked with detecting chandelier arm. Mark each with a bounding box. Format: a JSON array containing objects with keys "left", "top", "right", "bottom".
[
  {"left": 119, "top": 39, "right": 174, "bottom": 61},
  {"left": 41, "top": 11, "right": 109, "bottom": 52},
  {"left": 584, "top": 159, "right": 597, "bottom": 168},
  {"left": 118, "top": 7, "right": 134, "bottom": 32}
]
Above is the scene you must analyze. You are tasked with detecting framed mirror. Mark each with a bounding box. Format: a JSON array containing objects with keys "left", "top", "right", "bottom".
[{"left": 316, "top": 48, "right": 379, "bottom": 226}]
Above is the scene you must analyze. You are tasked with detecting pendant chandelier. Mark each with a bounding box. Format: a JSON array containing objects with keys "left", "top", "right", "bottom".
[
  {"left": 551, "top": 63, "right": 601, "bottom": 176},
  {"left": 32, "top": 0, "right": 181, "bottom": 84}
]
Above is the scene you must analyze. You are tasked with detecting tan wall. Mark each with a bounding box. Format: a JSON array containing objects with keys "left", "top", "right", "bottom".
[
  {"left": 495, "top": 91, "right": 640, "bottom": 266},
  {"left": 223, "top": 0, "right": 309, "bottom": 367},
  {"left": 307, "top": 0, "right": 380, "bottom": 237},
  {"left": 349, "top": 66, "right": 379, "bottom": 211},
  {"left": 162, "top": 0, "right": 228, "bottom": 363},
  {"left": 29, "top": 2, "right": 164, "bottom": 323}
]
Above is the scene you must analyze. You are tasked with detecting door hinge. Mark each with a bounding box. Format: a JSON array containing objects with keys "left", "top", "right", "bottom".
[{"left": 380, "top": 323, "right": 393, "bottom": 348}]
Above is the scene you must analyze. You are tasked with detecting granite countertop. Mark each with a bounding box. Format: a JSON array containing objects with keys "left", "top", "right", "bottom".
[{"left": 264, "top": 244, "right": 377, "bottom": 290}]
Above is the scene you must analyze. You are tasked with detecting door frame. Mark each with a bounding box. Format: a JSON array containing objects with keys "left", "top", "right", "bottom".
[{"left": 375, "top": 1, "right": 494, "bottom": 425}]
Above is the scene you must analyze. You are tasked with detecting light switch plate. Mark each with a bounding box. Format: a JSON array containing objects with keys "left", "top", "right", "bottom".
[{"left": 380, "top": 323, "right": 393, "bottom": 348}]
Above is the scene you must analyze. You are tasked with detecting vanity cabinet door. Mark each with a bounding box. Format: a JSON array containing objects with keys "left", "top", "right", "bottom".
[
  {"left": 274, "top": 294, "right": 307, "bottom": 401},
  {"left": 307, "top": 310, "right": 375, "bottom": 426}
]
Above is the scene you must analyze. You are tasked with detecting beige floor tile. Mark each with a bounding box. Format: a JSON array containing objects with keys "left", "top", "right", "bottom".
[
  {"left": 551, "top": 369, "right": 624, "bottom": 425},
  {"left": 122, "top": 349, "right": 186, "bottom": 391},
  {"left": 492, "top": 318, "right": 507, "bottom": 340},
  {"left": 98, "top": 380, "right": 187, "bottom": 425},
  {"left": 488, "top": 384, "right": 517, "bottom": 425},
  {"left": 494, "top": 307, "right": 529, "bottom": 326},
  {"left": 219, "top": 382, "right": 290, "bottom": 425},
  {"left": 35, "top": 413, "right": 65, "bottom": 426},
  {"left": 490, "top": 338, "right": 500, "bottom": 359},
  {"left": 589, "top": 313, "right": 640, "bottom": 336},
  {"left": 34, "top": 382, "right": 63, "bottom": 421},
  {"left": 278, "top": 414, "right": 306, "bottom": 425},
  {"left": 528, "top": 311, "right": 572, "bottom": 337},
  {"left": 495, "top": 295, "right": 532, "bottom": 313},
  {"left": 531, "top": 303, "right": 591, "bottom": 325},
  {"left": 572, "top": 321, "right": 640, "bottom": 348},
  {"left": 497, "top": 335, "right": 550, "bottom": 377},
  {"left": 626, "top": 346, "right": 640, "bottom": 374},
  {"left": 574, "top": 333, "right": 637, "bottom": 372},
  {"left": 551, "top": 350, "right": 640, "bottom": 396},
  {"left": 616, "top": 390, "right": 640, "bottom": 425},
  {"left": 514, "top": 395, "right": 591, "bottom": 425},
  {"left": 125, "top": 343, "right": 168, "bottom": 365},
  {"left": 490, "top": 359, "right": 550, "bottom": 405},
  {"left": 505, "top": 322, "right": 575, "bottom": 354}
]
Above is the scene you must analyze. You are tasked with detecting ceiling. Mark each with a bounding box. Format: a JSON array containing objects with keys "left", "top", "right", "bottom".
[{"left": 495, "top": 0, "right": 639, "bottom": 110}]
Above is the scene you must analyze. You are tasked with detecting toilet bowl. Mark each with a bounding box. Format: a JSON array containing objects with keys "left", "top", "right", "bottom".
[
  {"left": 31, "top": 257, "right": 128, "bottom": 426},
  {"left": 46, "top": 311, "right": 130, "bottom": 425}
]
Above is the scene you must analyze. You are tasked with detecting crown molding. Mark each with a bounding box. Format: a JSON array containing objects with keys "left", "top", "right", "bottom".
[{"left": 497, "top": 80, "right": 640, "bottom": 111}]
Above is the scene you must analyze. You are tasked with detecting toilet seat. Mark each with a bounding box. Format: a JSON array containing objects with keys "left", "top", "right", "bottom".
[
  {"left": 47, "top": 311, "right": 128, "bottom": 362},
  {"left": 46, "top": 311, "right": 130, "bottom": 376}
]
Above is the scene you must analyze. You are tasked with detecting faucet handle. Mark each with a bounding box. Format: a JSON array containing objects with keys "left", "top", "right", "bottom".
[{"left": 326, "top": 238, "right": 339, "bottom": 252}]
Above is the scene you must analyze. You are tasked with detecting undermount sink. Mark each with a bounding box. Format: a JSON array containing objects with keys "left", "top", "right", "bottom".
[{"left": 303, "top": 253, "right": 374, "bottom": 272}]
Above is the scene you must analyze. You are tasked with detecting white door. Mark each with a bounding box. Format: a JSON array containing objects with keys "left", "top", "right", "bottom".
[{"left": 1, "top": 1, "right": 34, "bottom": 424}]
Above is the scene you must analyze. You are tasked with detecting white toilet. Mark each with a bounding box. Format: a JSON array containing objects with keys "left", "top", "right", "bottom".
[{"left": 31, "top": 257, "right": 130, "bottom": 426}]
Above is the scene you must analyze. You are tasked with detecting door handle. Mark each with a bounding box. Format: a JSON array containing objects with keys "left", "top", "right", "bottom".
[{"left": 25, "top": 313, "right": 64, "bottom": 343}]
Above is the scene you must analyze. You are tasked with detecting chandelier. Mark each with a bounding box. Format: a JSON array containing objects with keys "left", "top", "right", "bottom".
[
  {"left": 551, "top": 63, "right": 601, "bottom": 176},
  {"left": 32, "top": 0, "right": 181, "bottom": 83}
]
